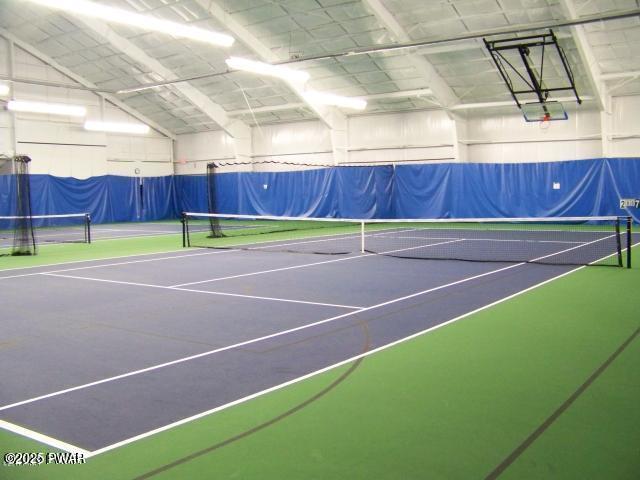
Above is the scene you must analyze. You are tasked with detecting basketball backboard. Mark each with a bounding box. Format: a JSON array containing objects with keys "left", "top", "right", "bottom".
[{"left": 522, "top": 101, "right": 568, "bottom": 122}]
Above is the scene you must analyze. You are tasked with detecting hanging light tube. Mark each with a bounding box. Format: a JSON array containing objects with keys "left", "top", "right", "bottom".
[
  {"left": 225, "top": 57, "right": 310, "bottom": 84},
  {"left": 0, "top": 84, "right": 9, "bottom": 96},
  {"left": 84, "top": 120, "right": 150, "bottom": 134},
  {"left": 27, "top": 0, "right": 235, "bottom": 47},
  {"left": 303, "top": 90, "right": 367, "bottom": 110},
  {"left": 7, "top": 100, "right": 87, "bottom": 117}
]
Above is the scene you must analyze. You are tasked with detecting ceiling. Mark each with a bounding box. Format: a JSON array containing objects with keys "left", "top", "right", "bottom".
[{"left": 0, "top": 0, "right": 639, "bottom": 135}]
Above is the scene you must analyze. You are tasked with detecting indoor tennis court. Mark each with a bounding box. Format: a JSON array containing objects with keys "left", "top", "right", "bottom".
[{"left": 1, "top": 1, "right": 640, "bottom": 479}]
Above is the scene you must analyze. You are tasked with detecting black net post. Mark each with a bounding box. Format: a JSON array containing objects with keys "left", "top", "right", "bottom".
[
  {"left": 12, "top": 155, "right": 36, "bottom": 256},
  {"left": 86, "top": 214, "right": 92, "bottom": 244},
  {"left": 181, "top": 212, "right": 188, "bottom": 248},
  {"left": 627, "top": 216, "right": 632, "bottom": 269},
  {"left": 206, "top": 163, "right": 224, "bottom": 238},
  {"left": 615, "top": 217, "right": 622, "bottom": 267}
]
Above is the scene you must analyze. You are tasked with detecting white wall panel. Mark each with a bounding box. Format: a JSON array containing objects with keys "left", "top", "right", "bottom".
[
  {"left": 15, "top": 118, "right": 102, "bottom": 145},
  {"left": 174, "top": 130, "right": 236, "bottom": 175},
  {"left": 0, "top": 40, "right": 7, "bottom": 76},
  {"left": 469, "top": 140, "right": 601, "bottom": 164},
  {"left": 348, "top": 146, "right": 454, "bottom": 163},
  {"left": 106, "top": 135, "right": 172, "bottom": 163},
  {"left": 348, "top": 110, "right": 455, "bottom": 163},
  {"left": 350, "top": 110, "right": 453, "bottom": 148},
  {"left": 24, "top": 143, "right": 107, "bottom": 178},
  {"left": 610, "top": 96, "right": 640, "bottom": 157},
  {"left": 0, "top": 111, "right": 11, "bottom": 155},
  {"left": 106, "top": 160, "right": 172, "bottom": 177},
  {"left": 252, "top": 120, "right": 331, "bottom": 156},
  {"left": 175, "top": 130, "right": 235, "bottom": 162},
  {"left": 466, "top": 107, "right": 602, "bottom": 162},
  {"left": 612, "top": 96, "right": 640, "bottom": 131},
  {"left": 2, "top": 45, "right": 173, "bottom": 178},
  {"left": 467, "top": 108, "right": 600, "bottom": 142}
]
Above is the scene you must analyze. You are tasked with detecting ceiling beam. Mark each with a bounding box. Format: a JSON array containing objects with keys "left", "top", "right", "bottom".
[
  {"left": 0, "top": 28, "right": 175, "bottom": 140},
  {"left": 557, "top": 0, "right": 608, "bottom": 111},
  {"left": 227, "top": 88, "right": 434, "bottom": 116},
  {"left": 601, "top": 70, "right": 640, "bottom": 80},
  {"left": 196, "top": 0, "right": 348, "bottom": 163},
  {"left": 413, "top": 32, "right": 572, "bottom": 56},
  {"left": 361, "top": 0, "right": 459, "bottom": 109},
  {"left": 278, "top": 9, "right": 640, "bottom": 66},
  {"left": 71, "top": 17, "right": 251, "bottom": 159},
  {"left": 196, "top": 0, "right": 342, "bottom": 127},
  {"left": 450, "top": 95, "right": 594, "bottom": 110}
]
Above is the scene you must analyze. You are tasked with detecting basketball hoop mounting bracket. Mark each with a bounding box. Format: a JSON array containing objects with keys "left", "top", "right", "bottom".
[{"left": 484, "top": 29, "right": 581, "bottom": 109}]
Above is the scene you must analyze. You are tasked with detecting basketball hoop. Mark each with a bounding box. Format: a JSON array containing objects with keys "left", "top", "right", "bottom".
[{"left": 540, "top": 113, "right": 551, "bottom": 131}]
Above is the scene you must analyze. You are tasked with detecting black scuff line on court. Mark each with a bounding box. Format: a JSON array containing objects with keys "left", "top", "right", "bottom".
[
  {"left": 485, "top": 324, "right": 640, "bottom": 479},
  {"left": 131, "top": 319, "right": 373, "bottom": 480},
  {"left": 0, "top": 262, "right": 573, "bottom": 451}
]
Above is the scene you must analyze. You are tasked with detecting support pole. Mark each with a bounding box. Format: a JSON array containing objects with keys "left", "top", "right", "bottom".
[{"left": 627, "top": 216, "right": 632, "bottom": 269}]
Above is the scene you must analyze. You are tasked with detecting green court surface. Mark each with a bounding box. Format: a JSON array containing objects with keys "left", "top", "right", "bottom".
[{"left": 1, "top": 236, "right": 638, "bottom": 479}]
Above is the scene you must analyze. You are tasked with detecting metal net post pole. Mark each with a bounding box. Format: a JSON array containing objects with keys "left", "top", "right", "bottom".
[{"left": 627, "top": 216, "right": 632, "bottom": 269}]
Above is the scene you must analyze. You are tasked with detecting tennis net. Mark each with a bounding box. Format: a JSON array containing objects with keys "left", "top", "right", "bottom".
[
  {"left": 0, "top": 213, "right": 91, "bottom": 254},
  {"left": 181, "top": 213, "right": 632, "bottom": 268}
]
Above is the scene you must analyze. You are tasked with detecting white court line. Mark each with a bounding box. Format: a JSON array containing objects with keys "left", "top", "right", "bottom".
[
  {"left": 0, "top": 249, "right": 240, "bottom": 280},
  {"left": 0, "top": 224, "right": 366, "bottom": 277},
  {"left": 0, "top": 419, "right": 90, "bottom": 456},
  {"left": 0, "top": 225, "right": 415, "bottom": 276},
  {"left": 4, "top": 240, "right": 638, "bottom": 456},
  {"left": 91, "top": 232, "right": 182, "bottom": 241},
  {"left": 94, "top": 227, "right": 179, "bottom": 234},
  {"left": 82, "top": 239, "right": 640, "bottom": 457},
  {"left": 531, "top": 233, "right": 616, "bottom": 262},
  {"left": 170, "top": 238, "right": 464, "bottom": 288},
  {"left": 369, "top": 226, "right": 617, "bottom": 234},
  {"left": 0, "top": 225, "right": 370, "bottom": 280},
  {"left": 0, "top": 261, "right": 527, "bottom": 415},
  {"left": 126, "top": 222, "right": 179, "bottom": 227},
  {"left": 394, "top": 236, "right": 586, "bottom": 244},
  {"left": 171, "top": 234, "right": 611, "bottom": 290},
  {"left": 0, "top": 248, "right": 195, "bottom": 273},
  {"left": 85, "top": 261, "right": 595, "bottom": 458},
  {"left": 41, "top": 273, "right": 364, "bottom": 310}
]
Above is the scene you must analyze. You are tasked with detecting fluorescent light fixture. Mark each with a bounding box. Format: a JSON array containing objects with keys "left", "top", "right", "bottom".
[
  {"left": 226, "top": 57, "right": 310, "bottom": 84},
  {"left": 0, "top": 84, "right": 9, "bottom": 96},
  {"left": 28, "top": 0, "right": 234, "bottom": 47},
  {"left": 303, "top": 90, "right": 367, "bottom": 110},
  {"left": 7, "top": 100, "right": 87, "bottom": 117},
  {"left": 84, "top": 121, "right": 150, "bottom": 135}
]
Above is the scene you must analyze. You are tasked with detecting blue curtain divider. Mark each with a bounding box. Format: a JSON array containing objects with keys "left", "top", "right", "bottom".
[
  {"left": 174, "top": 166, "right": 396, "bottom": 219},
  {"left": 393, "top": 158, "right": 640, "bottom": 222},
  {"left": 1, "top": 174, "right": 179, "bottom": 224},
  {"left": 2, "top": 158, "right": 639, "bottom": 224}
]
